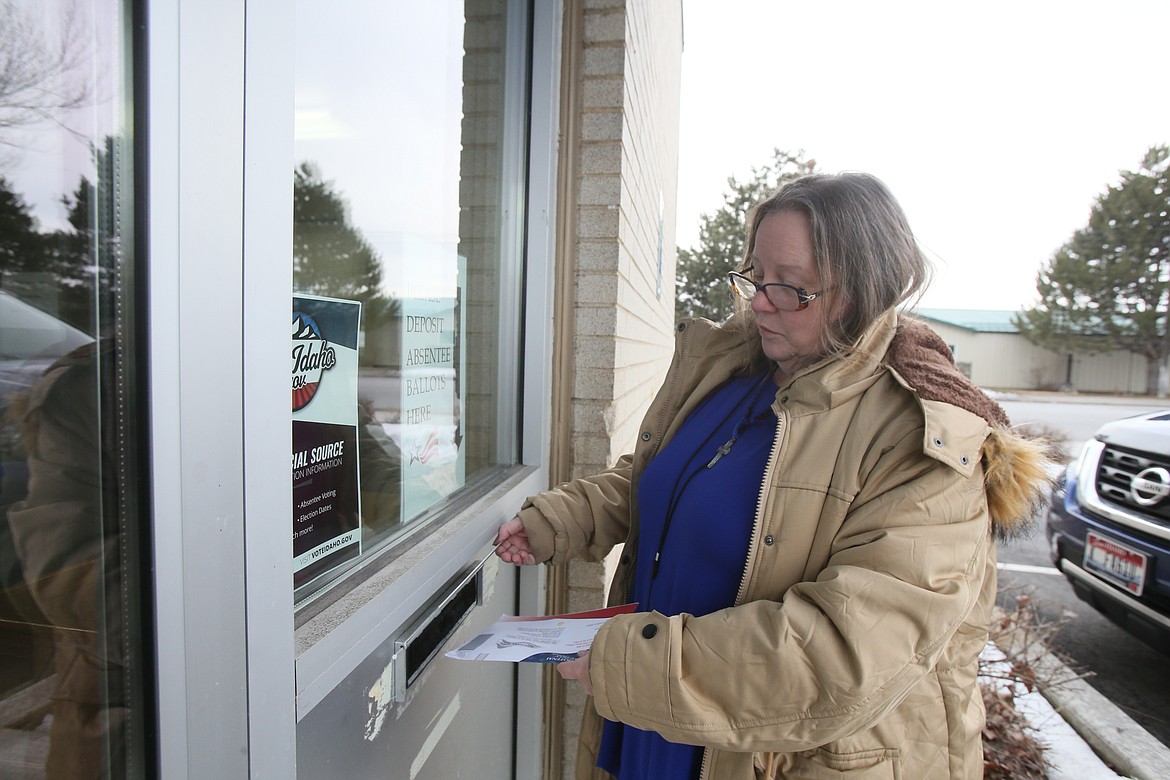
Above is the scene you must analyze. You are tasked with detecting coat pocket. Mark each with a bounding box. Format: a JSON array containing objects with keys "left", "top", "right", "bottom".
[{"left": 777, "top": 746, "right": 900, "bottom": 779}]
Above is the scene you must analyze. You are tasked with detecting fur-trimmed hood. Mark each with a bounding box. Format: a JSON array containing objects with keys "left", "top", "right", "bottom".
[{"left": 887, "top": 315, "right": 1056, "bottom": 538}]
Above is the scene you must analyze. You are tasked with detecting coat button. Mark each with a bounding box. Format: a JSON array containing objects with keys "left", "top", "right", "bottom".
[
  {"left": 764, "top": 535, "right": 775, "bottom": 546},
  {"left": 677, "top": 322, "right": 686, "bottom": 332},
  {"left": 933, "top": 437, "right": 944, "bottom": 447},
  {"left": 641, "top": 624, "right": 658, "bottom": 639},
  {"left": 780, "top": 396, "right": 788, "bottom": 404},
  {"left": 620, "top": 555, "right": 630, "bottom": 565},
  {"left": 641, "top": 431, "right": 652, "bottom": 441}
]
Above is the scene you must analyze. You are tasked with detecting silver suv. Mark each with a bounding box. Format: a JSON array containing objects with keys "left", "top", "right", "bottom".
[{"left": 1047, "top": 410, "right": 1170, "bottom": 654}]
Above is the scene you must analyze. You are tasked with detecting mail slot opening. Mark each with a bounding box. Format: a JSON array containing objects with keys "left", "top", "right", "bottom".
[{"left": 405, "top": 571, "right": 480, "bottom": 687}]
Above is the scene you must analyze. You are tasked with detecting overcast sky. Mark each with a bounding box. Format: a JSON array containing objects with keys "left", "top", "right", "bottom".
[{"left": 676, "top": 0, "right": 1170, "bottom": 311}]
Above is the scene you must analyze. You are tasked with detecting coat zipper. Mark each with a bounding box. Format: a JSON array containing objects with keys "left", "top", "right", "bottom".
[
  {"left": 699, "top": 402, "right": 785, "bottom": 780},
  {"left": 735, "top": 403, "right": 784, "bottom": 607}
]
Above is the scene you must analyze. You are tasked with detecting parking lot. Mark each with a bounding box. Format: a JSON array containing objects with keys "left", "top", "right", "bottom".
[{"left": 996, "top": 392, "right": 1170, "bottom": 748}]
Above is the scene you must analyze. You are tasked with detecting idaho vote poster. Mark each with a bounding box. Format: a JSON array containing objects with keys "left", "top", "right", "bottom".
[{"left": 292, "top": 295, "right": 362, "bottom": 587}]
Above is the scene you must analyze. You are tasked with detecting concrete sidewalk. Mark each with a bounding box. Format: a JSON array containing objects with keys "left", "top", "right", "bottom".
[{"left": 1021, "top": 647, "right": 1170, "bottom": 779}]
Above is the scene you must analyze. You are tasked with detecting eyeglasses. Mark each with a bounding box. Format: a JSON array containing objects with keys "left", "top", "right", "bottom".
[{"left": 727, "top": 270, "right": 828, "bottom": 312}]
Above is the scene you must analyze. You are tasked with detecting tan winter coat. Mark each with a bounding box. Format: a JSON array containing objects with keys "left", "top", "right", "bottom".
[{"left": 517, "top": 309, "right": 1051, "bottom": 779}]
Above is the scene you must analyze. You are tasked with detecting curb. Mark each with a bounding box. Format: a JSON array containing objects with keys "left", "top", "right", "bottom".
[{"left": 1032, "top": 648, "right": 1170, "bottom": 780}]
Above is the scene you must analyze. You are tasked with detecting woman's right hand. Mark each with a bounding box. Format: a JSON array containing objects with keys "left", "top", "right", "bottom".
[{"left": 494, "top": 515, "right": 537, "bottom": 565}]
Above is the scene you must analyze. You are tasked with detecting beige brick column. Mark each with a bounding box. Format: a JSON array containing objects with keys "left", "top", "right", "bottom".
[{"left": 549, "top": 1, "right": 683, "bottom": 777}]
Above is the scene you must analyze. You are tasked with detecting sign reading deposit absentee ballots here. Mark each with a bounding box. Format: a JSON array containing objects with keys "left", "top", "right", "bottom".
[{"left": 398, "top": 289, "right": 465, "bottom": 522}]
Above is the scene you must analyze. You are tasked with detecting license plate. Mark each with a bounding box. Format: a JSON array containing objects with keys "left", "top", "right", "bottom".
[{"left": 1084, "top": 532, "right": 1147, "bottom": 597}]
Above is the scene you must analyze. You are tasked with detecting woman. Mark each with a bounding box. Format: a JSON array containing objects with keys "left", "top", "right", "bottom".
[{"left": 495, "top": 172, "right": 1051, "bottom": 779}]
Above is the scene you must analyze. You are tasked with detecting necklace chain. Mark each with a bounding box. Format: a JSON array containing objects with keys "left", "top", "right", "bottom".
[
  {"left": 650, "top": 372, "right": 776, "bottom": 582},
  {"left": 706, "top": 375, "right": 776, "bottom": 469}
]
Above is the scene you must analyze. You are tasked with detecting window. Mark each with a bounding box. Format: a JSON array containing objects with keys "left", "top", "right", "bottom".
[
  {"left": 0, "top": 0, "right": 146, "bottom": 776},
  {"left": 291, "top": 0, "right": 526, "bottom": 599}
]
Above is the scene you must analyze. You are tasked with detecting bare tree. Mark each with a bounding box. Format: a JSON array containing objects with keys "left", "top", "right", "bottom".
[{"left": 0, "top": 0, "right": 93, "bottom": 158}]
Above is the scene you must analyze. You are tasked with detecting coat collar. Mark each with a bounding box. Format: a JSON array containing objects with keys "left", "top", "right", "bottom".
[{"left": 673, "top": 307, "right": 1054, "bottom": 536}]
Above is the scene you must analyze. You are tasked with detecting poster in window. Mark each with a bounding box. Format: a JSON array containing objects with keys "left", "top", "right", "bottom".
[
  {"left": 292, "top": 294, "right": 362, "bottom": 587},
  {"left": 396, "top": 258, "right": 467, "bottom": 521}
]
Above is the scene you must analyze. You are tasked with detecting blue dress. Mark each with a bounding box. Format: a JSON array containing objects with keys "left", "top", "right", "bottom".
[{"left": 596, "top": 372, "right": 778, "bottom": 780}]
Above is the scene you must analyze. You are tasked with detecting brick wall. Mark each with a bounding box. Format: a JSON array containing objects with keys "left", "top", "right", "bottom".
[
  {"left": 460, "top": 0, "right": 507, "bottom": 473},
  {"left": 558, "top": 0, "right": 683, "bottom": 776}
]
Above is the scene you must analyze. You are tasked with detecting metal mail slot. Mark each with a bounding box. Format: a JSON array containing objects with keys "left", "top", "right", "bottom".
[{"left": 389, "top": 553, "right": 489, "bottom": 703}]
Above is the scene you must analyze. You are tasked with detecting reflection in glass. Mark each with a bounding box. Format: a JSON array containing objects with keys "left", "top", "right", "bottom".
[
  {"left": 0, "top": 1, "right": 143, "bottom": 778},
  {"left": 292, "top": 0, "right": 521, "bottom": 595}
]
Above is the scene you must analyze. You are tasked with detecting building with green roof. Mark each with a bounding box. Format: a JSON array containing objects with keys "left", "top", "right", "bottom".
[{"left": 908, "top": 308, "right": 1149, "bottom": 394}]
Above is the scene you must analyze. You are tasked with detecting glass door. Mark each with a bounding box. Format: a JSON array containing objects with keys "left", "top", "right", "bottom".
[{"left": 0, "top": 1, "right": 147, "bottom": 778}]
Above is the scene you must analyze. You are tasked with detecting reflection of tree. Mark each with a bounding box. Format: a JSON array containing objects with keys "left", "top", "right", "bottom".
[
  {"left": 0, "top": 175, "right": 42, "bottom": 287},
  {"left": 0, "top": 0, "right": 93, "bottom": 161},
  {"left": 0, "top": 136, "right": 117, "bottom": 334},
  {"left": 293, "top": 162, "right": 397, "bottom": 343}
]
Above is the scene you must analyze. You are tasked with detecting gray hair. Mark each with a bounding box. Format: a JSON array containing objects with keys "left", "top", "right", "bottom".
[{"left": 736, "top": 172, "right": 931, "bottom": 360}]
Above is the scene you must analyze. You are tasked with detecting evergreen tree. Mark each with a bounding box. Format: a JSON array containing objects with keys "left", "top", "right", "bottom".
[
  {"left": 0, "top": 175, "right": 43, "bottom": 297},
  {"left": 1, "top": 137, "right": 126, "bottom": 335},
  {"left": 675, "top": 149, "right": 817, "bottom": 321},
  {"left": 48, "top": 136, "right": 121, "bottom": 333},
  {"left": 293, "top": 161, "right": 397, "bottom": 333},
  {"left": 1015, "top": 146, "right": 1170, "bottom": 395}
]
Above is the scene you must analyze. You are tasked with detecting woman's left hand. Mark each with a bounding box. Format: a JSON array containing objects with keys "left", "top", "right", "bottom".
[{"left": 557, "top": 650, "right": 592, "bottom": 696}]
